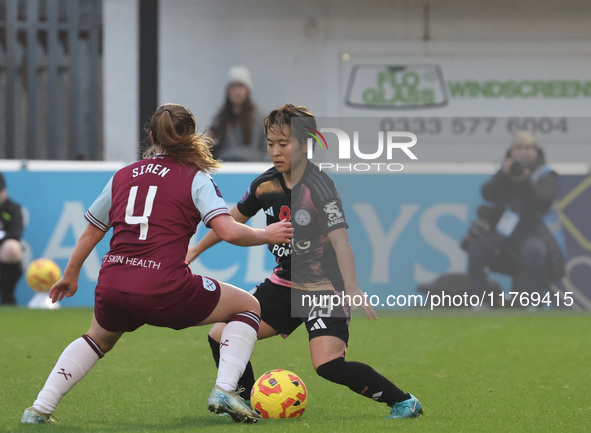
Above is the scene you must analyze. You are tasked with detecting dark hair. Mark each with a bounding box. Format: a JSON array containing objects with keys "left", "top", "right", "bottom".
[
  {"left": 144, "top": 103, "right": 220, "bottom": 172},
  {"left": 0, "top": 172, "right": 5, "bottom": 191},
  {"left": 263, "top": 104, "right": 316, "bottom": 145},
  {"left": 211, "top": 87, "right": 255, "bottom": 152}
]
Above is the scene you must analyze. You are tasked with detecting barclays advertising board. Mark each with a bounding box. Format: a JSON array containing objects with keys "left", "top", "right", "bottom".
[{"left": 5, "top": 167, "right": 590, "bottom": 310}]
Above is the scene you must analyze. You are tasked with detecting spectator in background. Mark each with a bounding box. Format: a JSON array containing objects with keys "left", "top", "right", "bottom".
[
  {"left": 208, "top": 66, "right": 268, "bottom": 162},
  {"left": 466, "top": 131, "right": 567, "bottom": 302},
  {"left": 0, "top": 172, "right": 25, "bottom": 305}
]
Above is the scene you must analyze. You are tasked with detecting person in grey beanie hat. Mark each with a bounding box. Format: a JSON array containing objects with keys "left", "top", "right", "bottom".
[{"left": 208, "top": 66, "right": 268, "bottom": 162}]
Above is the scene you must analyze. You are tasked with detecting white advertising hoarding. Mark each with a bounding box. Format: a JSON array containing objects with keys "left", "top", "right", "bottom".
[{"left": 331, "top": 43, "right": 591, "bottom": 164}]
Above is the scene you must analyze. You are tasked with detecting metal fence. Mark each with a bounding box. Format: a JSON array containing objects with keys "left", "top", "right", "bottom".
[{"left": 0, "top": 0, "right": 102, "bottom": 160}]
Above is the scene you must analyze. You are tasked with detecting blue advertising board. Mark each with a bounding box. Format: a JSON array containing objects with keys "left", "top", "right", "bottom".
[{"left": 5, "top": 168, "right": 590, "bottom": 309}]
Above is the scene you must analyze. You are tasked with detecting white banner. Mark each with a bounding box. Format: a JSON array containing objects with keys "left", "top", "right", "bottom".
[{"left": 332, "top": 44, "right": 591, "bottom": 163}]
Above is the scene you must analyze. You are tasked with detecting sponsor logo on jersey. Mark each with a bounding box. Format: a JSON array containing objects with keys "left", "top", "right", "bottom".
[
  {"left": 324, "top": 201, "right": 345, "bottom": 227},
  {"left": 271, "top": 243, "right": 292, "bottom": 258},
  {"left": 264, "top": 207, "right": 275, "bottom": 217},
  {"left": 294, "top": 239, "right": 312, "bottom": 253},
  {"left": 210, "top": 179, "right": 223, "bottom": 198},
  {"left": 294, "top": 209, "right": 311, "bottom": 226},
  {"left": 239, "top": 187, "right": 251, "bottom": 203}
]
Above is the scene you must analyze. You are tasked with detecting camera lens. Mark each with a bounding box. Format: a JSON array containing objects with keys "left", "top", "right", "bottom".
[{"left": 510, "top": 160, "right": 525, "bottom": 177}]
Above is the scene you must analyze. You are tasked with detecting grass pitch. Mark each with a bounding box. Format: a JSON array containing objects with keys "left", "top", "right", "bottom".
[{"left": 1, "top": 307, "right": 590, "bottom": 432}]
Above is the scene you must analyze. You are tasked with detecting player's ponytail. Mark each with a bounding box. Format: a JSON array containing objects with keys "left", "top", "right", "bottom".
[{"left": 144, "top": 103, "right": 220, "bottom": 173}]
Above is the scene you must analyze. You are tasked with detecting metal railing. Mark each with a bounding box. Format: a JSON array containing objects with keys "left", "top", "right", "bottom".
[{"left": 0, "top": 0, "right": 103, "bottom": 160}]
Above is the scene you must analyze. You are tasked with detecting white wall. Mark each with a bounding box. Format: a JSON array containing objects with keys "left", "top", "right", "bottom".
[
  {"left": 103, "top": 0, "right": 139, "bottom": 163},
  {"left": 103, "top": 0, "right": 591, "bottom": 161},
  {"left": 158, "top": 0, "right": 332, "bottom": 130}
]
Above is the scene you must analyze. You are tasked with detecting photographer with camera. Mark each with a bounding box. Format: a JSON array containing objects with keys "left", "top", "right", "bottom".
[{"left": 466, "top": 131, "right": 567, "bottom": 305}]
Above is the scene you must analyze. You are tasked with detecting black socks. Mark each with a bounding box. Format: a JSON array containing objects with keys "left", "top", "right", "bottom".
[{"left": 316, "top": 356, "right": 410, "bottom": 406}]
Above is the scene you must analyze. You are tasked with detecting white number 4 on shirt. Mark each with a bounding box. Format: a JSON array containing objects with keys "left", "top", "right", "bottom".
[{"left": 125, "top": 185, "right": 157, "bottom": 240}]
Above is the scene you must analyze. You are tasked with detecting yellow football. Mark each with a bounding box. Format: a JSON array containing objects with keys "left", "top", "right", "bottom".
[
  {"left": 26, "top": 258, "right": 62, "bottom": 292},
  {"left": 251, "top": 369, "right": 308, "bottom": 419}
]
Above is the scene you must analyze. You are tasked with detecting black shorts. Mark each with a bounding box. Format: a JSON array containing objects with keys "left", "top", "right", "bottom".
[{"left": 250, "top": 279, "right": 350, "bottom": 344}]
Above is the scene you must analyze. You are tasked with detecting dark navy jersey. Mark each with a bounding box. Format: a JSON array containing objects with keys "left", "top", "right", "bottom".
[
  {"left": 237, "top": 162, "right": 348, "bottom": 291},
  {"left": 237, "top": 167, "right": 292, "bottom": 285},
  {"left": 291, "top": 162, "right": 348, "bottom": 291}
]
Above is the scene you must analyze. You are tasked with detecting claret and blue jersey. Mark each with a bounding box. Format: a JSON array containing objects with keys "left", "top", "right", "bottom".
[{"left": 85, "top": 155, "right": 230, "bottom": 296}]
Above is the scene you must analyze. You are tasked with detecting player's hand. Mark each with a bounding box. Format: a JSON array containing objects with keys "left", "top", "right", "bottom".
[
  {"left": 48, "top": 276, "right": 79, "bottom": 303},
  {"left": 344, "top": 287, "right": 378, "bottom": 320},
  {"left": 265, "top": 221, "right": 293, "bottom": 245}
]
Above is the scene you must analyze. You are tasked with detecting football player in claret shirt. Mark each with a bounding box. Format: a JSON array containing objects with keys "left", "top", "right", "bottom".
[
  {"left": 187, "top": 104, "right": 423, "bottom": 419},
  {"left": 21, "top": 103, "right": 291, "bottom": 425}
]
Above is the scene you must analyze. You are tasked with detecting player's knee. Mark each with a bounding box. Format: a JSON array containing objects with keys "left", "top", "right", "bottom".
[
  {"left": 245, "top": 295, "right": 261, "bottom": 316},
  {"left": 0, "top": 239, "right": 23, "bottom": 263},
  {"left": 208, "top": 322, "right": 225, "bottom": 341},
  {"left": 230, "top": 285, "right": 260, "bottom": 315},
  {"left": 316, "top": 356, "right": 346, "bottom": 381}
]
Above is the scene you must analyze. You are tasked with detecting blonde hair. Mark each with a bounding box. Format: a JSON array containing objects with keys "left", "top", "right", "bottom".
[
  {"left": 512, "top": 131, "right": 538, "bottom": 149},
  {"left": 143, "top": 103, "right": 220, "bottom": 173}
]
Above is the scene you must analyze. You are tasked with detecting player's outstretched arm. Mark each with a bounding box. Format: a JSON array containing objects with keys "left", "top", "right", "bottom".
[
  {"left": 49, "top": 223, "right": 106, "bottom": 303},
  {"left": 209, "top": 214, "right": 291, "bottom": 248},
  {"left": 186, "top": 206, "right": 251, "bottom": 262},
  {"left": 328, "top": 228, "right": 378, "bottom": 320}
]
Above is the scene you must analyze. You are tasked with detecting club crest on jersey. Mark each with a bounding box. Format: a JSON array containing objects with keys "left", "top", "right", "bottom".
[
  {"left": 202, "top": 277, "right": 217, "bottom": 292},
  {"left": 294, "top": 209, "right": 311, "bottom": 226},
  {"left": 324, "top": 200, "right": 345, "bottom": 227},
  {"left": 210, "top": 179, "right": 223, "bottom": 198}
]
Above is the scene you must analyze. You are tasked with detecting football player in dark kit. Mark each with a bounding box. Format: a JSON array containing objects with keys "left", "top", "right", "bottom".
[
  {"left": 22, "top": 103, "right": 292, "bottom": 424},
  {"left": 187, "top": 104, "right": 423, "bottom": 419}
]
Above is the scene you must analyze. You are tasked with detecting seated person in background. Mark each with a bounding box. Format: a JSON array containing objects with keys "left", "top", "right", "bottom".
[
  {"left": 0, "top": 172, "right": 25, "bottom": 305},
  {"left": 208, "top": 66, "right": 269, "bottom": 162},
  {"left": 467, "top": 131, "right": 567, "bottom": 300}
]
